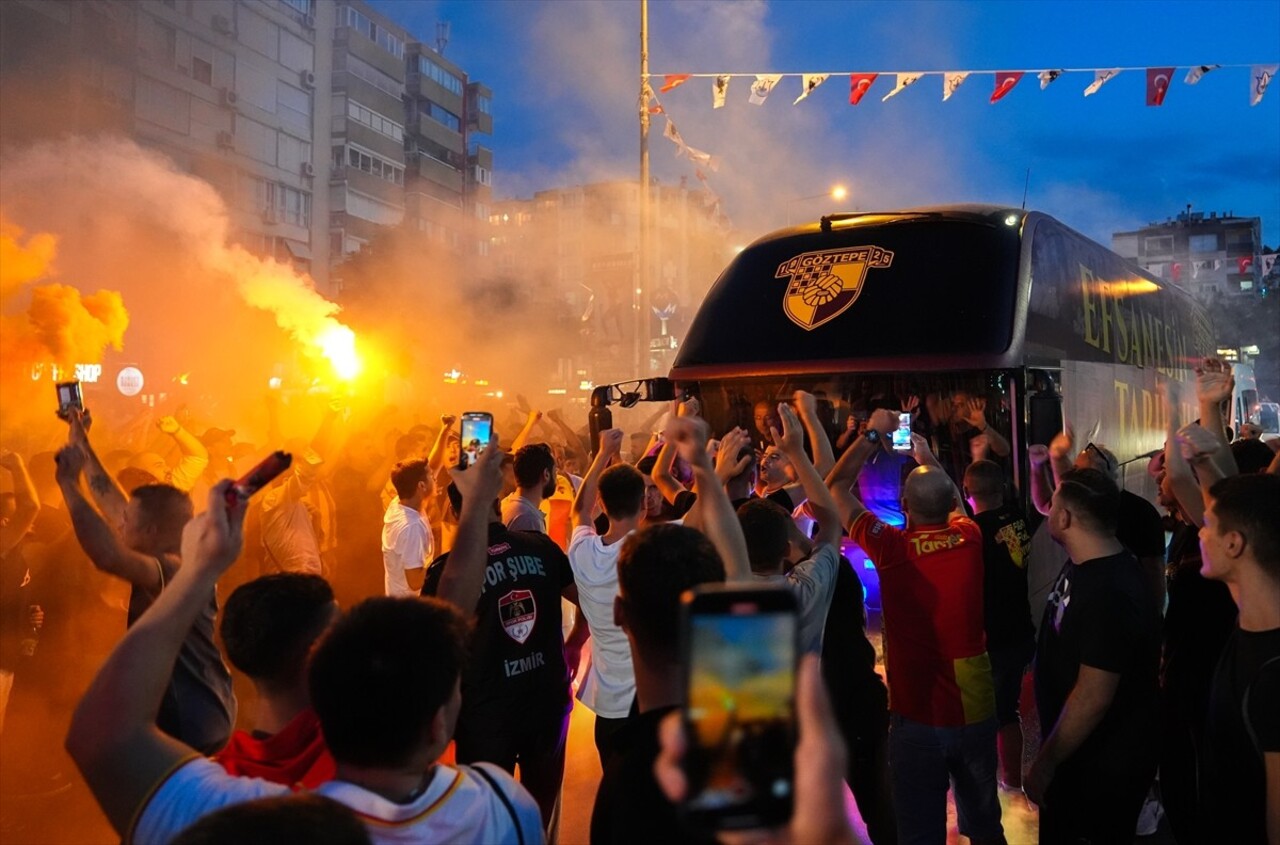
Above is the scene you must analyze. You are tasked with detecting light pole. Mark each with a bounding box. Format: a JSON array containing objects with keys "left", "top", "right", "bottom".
[{"left": 786, "top": 184, "right": 848, "bottom": 225}]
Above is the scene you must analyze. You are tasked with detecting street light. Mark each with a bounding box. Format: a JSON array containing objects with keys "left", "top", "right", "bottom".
[{"left": 787, "top": 184, "right": 848, "bottom": 224}]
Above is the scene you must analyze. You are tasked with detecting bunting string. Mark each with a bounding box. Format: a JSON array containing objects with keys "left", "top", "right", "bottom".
[{"left": 651, "top": 64, "right": 1277, "bottom": 107}]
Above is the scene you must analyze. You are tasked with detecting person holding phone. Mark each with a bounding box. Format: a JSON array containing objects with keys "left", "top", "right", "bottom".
[{"left": 827, "top": 421, "right": 1005, "bottom": 845}]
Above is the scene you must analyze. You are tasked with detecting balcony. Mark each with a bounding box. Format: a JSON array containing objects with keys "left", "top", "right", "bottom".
[{"left": 410, "top": 152, "right": 463, "bottom": 193}]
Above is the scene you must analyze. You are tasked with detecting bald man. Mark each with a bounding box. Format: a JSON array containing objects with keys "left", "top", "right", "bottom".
[{"left": 828, "top": 416, "right": 1005, "bottom": 845}]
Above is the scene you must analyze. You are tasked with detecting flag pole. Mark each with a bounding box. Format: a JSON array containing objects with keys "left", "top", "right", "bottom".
[{"left": 638, "top": 0, "right": 651, "bottom": 376}]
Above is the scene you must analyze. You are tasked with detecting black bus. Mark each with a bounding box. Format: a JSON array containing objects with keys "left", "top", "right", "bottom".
[{"left": 593, "top": 205, "right": 1213, "bottom": 608}]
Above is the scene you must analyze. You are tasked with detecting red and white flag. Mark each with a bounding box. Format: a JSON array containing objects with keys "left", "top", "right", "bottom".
[
  {"left": 749, "top": 74, "right": 783, "bottom": 105},
  {"left": 1261, "top": 254, "right": 1278, "bottom": 276},
  {"left": 1039, "top": 69, "right": 1063, "bottom": 89},
  {"left": 882, "top": 72, "right": 923, "bottom": 102},
  {"left": 1171, "top": 262, "right": 1183, "bottom": 283},
  {"left": 793, "top": 73, "right": 830, "bottom": 105},
  {"left": 713, "top": 75, "right": 730, "bottom": 109},
  {"left": 1146, "top": 68, "right": 1174, "bottom": 106},
  {"left": 848, "top": 73, "right": 878, "bottom": 105},
  {"left": 1084, "top": 68, "right": 1121, "bottom": 96},
  {"left": 1184, "top": 65, "right": 1219, "bottom": 85},
  {"left": 942, "top": 72, "right": 969, "bottom": 101},
  {"left": 684, "top": 146, "right": 720, "bottom": 172},
  {"left": 1251, "top": 64, "right": 1278, "bottom": 106},
  {"left": 662, "top": 118, "right": 684, "bottom": 150},
  {"left": 991, "top": 71, "right": 1024, "bottom": 103},
  {"left": 1238, "top": 256, "right": 1255, "bottom": 275},
  {"left": 659, "top": 74, "right": 691, "bottom": 94}
]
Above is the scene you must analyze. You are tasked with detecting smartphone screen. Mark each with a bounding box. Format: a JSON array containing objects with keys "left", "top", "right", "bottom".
[
  {"left": 892, "top": 412, "right": 912, "bottom": 452},
  {"left": 56, "top": 380, "right": 84, "bottom": 417},
  {"left": 459, "top": 412, "right": 493, "bottom": 468},
  {"left": 682, "top": 585, "right": 796, "bottom": 831}
]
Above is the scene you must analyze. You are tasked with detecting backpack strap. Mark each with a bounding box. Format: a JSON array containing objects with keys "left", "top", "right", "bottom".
[
  {"left": 1242, "top": 654, "right": 1280, "bottom": 762},
  {"left": 467, "top": 763, "right": 526, "bottom": 845}
]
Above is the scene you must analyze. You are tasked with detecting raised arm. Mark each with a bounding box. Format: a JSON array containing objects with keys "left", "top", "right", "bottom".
[
  {"left": 572, "top": 428, "right": 622, "bottom": 528},
  {"left": 1028, "top": 446, "right": 1056, "bottom": 517},
  {"left": 435, "top": 435, "right": 504, "bottom": 613},
  {"left": 67, "top": 409, "right": 129, "bottom": 526},
  {"left": 794, "top": 391, "right": 836, "bottom": 478},
  {"left": 427, "top": 414, "right": 457, "bottom": 473},
  {"left": 911, "top": 432, "right": 966, "bottom": 520},
  {"left": 774, "top": 403, "right": 841, "bottom": 550},
  {"left": 665, "top": 416, "right": 752, "bottom": 582},
  {"left": 545, "top": 408, "right": 590, "bottom": 460},
  {"left": 66, "top": 482, "right": 245, "bottom": 837},
  {"left": 0, "top": 451, "right": 39, "bottom": 558},
  {"left": 55, "top": 446, "right": 164, "bottom": 593},
  {"left": 1194, "top": 359, "right": 1240, "bottom": 469},
  {"left": 510, "top": 410, "right": 543, "bottom": 452},
  {"left": 826, "top": 409, "right": 895, "bottom": 530},
  {"left": 157, "top": 415, "right": 209, "bottom": 493},
  {"left": 961, "top": 395, "right": 1011, "bottom": 458},
  {"left": 1161, "top": 380, "right": 1206, "bottom": 525},
  {"left": 652, "top": 435, "right": 686, "bottom": 505}
]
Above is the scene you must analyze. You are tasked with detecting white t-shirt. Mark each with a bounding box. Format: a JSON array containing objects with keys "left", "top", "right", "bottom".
[
  {"left": 567, "top": 524, "right": 635, "bottom": 719},
  {"left": 131, "top": 756, "right": 542, "bottom": 845},
  {"left": 754, "top": 543, "right": 839, "bottom": 654},
  {"left": 381, "top": 500, "right": 433, "bottom": 598}
]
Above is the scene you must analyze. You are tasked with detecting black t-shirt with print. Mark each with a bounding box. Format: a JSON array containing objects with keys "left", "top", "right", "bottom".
[
  {"left": 1036, "top": 551, "right": 1161, "bottom": 782},
  {"left": 973, "top": 505, "right": 1035, "bottom": 651},
  {"left": 1116, "top": 490, "right": 1165, "bottom": 559},
  {"left": 1199, "top": 626, "right": 1280, "bottom": 844},
  {"left": 423, "top": 523, "right": 575, "bottom": 713}
]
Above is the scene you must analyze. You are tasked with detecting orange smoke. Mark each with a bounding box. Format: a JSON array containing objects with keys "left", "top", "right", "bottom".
[{"left": 0, "top": 214, "right": 57, "bottom": 299}]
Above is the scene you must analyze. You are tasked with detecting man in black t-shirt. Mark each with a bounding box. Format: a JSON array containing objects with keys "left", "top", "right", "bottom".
[
  {"left": 1196, "top": 474, "right": 1280, "bottom": 844},
  {"left": 423, "top": 482, "right": 583, "bottom": 830},
  {"left": 1028, "top": 469, "right": 1161, "bottom": 844},
  {"left": 965, "top": 460, "right": 1035, "bottom": 792}
]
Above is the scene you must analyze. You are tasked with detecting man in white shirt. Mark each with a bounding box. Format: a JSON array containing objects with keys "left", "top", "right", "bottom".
[
  {"left": 65, "top": 481, "right": 542, "bottom": 845},
  {"left": 381, "top": 459, "right": 432, "bottom": 597},
  {"left": 567, "top": 428, "right": 646, "bottom": 764}
]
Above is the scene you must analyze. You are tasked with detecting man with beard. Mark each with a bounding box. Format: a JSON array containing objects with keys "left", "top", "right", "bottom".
[{"left": 502, "top": 443, "right": 556, "bottom": 534}]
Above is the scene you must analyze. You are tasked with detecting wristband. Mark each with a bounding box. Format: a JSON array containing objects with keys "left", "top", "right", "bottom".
[{"left": 864, "top": 429, "right": 881, "bottom": 445}]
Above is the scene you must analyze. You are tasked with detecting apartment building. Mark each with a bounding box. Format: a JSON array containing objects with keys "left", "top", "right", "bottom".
[{"left": 1113, "top": 209, "right": 1262, "bottom": 300}]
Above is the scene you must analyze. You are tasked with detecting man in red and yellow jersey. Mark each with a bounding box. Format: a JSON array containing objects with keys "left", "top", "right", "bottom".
[{"left": 828, "top": 409, "right": 1006, "bottom": 845}]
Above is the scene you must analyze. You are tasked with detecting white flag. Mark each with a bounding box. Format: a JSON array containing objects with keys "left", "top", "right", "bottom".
[
  {"left": 1192, "top": 260, "right": 1210, "bottom": 279},
  {"left": 882, "top": 72, "right": 924, "bottom": 102},
  {"left": 1251, "top": 64, "right": 1278, "bottom": 106},
  {"left": 713, "top": 75, "right": 730, "bottom": 109},
  {"left": 1039, "top": 69, "right": 1063, "bottom": 89},
  {"left": 1184, "top": 65, "right": 1219, "bottom": 85},
  {"left": 1084, "top": 68, "right": 1121, "bottom": 96},
  {"left": 748, "top": 74, "right": 783, "bottom": 105},
  {"left": 793, "top": 73, "right": 830, "bottom": 105},
  {"left": 942, "top": 72, "right": 969, "bottom": 101},
  {"left": 662, "top": 118, "right": 684, "bottom": 150},
  {"left": 1263, "top": 254, "right": 1278, "bottom": 276},
  {"left": 684, "top": 146, "right": 720, "bottom": 172}
]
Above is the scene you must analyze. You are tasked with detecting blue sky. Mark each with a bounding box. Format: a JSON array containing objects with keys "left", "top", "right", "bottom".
[{"left": 372, "top": 0, "right": 1280, "bottom": 247}]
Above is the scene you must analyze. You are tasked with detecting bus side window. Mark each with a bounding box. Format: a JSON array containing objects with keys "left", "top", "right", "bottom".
[{"left": 1029, "top": 389, "right": 1063, "bottom": 449}]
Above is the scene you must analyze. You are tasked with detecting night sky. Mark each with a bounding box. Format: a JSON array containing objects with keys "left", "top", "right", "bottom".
[{"left": 373, "top": 0, "right": 1280, "bottom": 247}]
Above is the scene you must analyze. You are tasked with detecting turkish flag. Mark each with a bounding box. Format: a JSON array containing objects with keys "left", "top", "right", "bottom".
[
  {"left": 849, "top": 73, "right": 878, "bottom": 105},
  {"left": 1146, "top": 67, "right": 1175, "bottom": 106},
  {"left": 1172, "top": 262, "right": 1182, "bottom": 282},
  {"left": 659, "top": 74, "right": 691, "bottom": 94},
  {"left": 1239, "top": 256, "right": 1255, "bottom": 275},
  {"left": 990, "top": 72, "right": 1024, "bottom": 103}
]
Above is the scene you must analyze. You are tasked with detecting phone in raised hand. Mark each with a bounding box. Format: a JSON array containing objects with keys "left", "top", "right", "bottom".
[{"left": 458, "top": 412, "right": 494, "bottom": 468}]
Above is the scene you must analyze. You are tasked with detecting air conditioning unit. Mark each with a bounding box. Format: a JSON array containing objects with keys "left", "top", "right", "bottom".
[
  {"left": 218, "top": 88, "right": 238, "bottom": 108},
  {"left": 212, "top": 14, "right": 234, "bottom": 36},
  {"left": 300, "top": 162, "right": 315, "bottom": 178},
  {"left": 216, "top": 131, "right": 234, "bottom": 150},
  {"left": 299, "top": 70, "right": 316, "bottom": 90}
]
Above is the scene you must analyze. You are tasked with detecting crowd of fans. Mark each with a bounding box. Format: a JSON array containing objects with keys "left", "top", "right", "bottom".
[{"left": 0, "top": 359, "right": 1277, "bottom": 845}]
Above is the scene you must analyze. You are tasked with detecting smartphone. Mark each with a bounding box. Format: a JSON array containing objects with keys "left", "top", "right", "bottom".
[
  {"left": 681, "top": 584, "right": 797, "bottom": 832},
  {"left": 892, "top": 412, "right": 913, "bottom": 452},
  {"left": 226, "top": 451, "right": 293, "bottom": 508},
  {"left": 459, "top": 412, "right": 493, "bottom": 468},
  {"left": 55, "top": 380, "right": 84, "bottom": 419}
]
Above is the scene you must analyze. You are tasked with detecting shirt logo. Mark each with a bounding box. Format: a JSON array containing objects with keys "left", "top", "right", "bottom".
[
  {"left": 908, "top": 531, "right": 966, "bottom": 555},
  {"left": 498, "top": 589, "right": 537, "bottom": 644},
  {"left": 775, "top": 245, "right": 894, "bottom": 330}
]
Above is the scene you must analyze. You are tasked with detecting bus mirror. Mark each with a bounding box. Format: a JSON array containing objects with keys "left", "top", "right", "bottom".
[{"left": 1029, "top": 393, "right": 1063, "bottom": 448}]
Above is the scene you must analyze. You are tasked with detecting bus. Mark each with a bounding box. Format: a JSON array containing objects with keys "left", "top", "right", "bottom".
[{"left": 590, "top": 205, "right": 1214, "bottom": 608}]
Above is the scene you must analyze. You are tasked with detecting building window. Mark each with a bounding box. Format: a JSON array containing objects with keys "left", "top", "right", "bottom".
[
  {"left": 344, "top": 6, "right": 403, "bottom": 58},
  {"left": 408, "top": 137, "right": 462, "bottom": 170},
  {"left": 476, "top": 94, "right": 492, "bottom": 115},
  {"left": 1189, "top": 233, "right": 1219, "bottom": 253},
  {"left": 1144, "top": 235, "right": 1173, "bottom": 255},
  {"left": 345, "top": 54, "right": 402, "bottom": 99},
  {"left": 281, "top": 0, "right": 314, "bottom": 15},
  {"left": 345, "top": 144, "right": 404, "bottom": 186},
  {"left": 424, "top": 101, "right": 460, "bottom": 133},
  {"left": 192, "top": 57, "right": 213, "bottom": 86},
  {"left": 417, "top": 55, "right": 463, "bottom": 95},
  {"left": 473, "top": 165, "right": 491, "bottom": 186},
  {"left": 347, "top": 100, "right": 404, "bottom": 142},
  {"left": 345, "top": 190, "right": 403, "bottom": 225},
  {"left": 277, "top": 81, "right": 311, "bottom": 127}
]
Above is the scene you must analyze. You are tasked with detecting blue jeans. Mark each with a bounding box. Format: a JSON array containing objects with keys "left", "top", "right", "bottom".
[{"left": 888, "top": 713, "right": 1004, "bottom": 845}]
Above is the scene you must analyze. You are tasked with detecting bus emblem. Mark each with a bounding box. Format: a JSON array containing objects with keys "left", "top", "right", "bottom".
[{"left": 775, "top": 245, "right": 894, "bottom": 330}]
